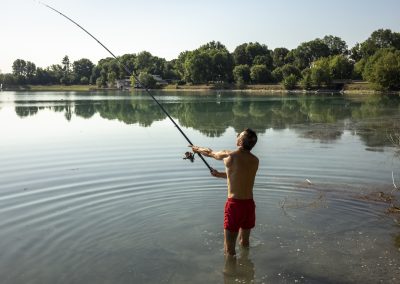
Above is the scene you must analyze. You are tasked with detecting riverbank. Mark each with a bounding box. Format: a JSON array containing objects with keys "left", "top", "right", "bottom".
[{"left": 1, "top": 82, "right": 398, "bottom": 95}]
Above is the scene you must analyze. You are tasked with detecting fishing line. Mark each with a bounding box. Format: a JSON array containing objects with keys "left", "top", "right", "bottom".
[{"left": 37, "top": 1, "right": 212, "bottom": 171}]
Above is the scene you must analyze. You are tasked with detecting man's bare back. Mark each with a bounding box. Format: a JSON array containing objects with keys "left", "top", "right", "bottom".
[
  {"left": 191, "top": 129, "right": 259, "bottom": 256},
  {"left": 224, "top": 148, "right": 259, "bottom": 199}
]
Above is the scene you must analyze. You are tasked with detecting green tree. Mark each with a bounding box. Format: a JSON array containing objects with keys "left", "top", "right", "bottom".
[
  {"left": 328, "top": 55, "right": 354, "bottom": 79},
  {"left": 310, "top": 57, "right": 331, "bottom": 87},
  {"left": 250, "top": 64, "right": 273, "bottom": 83},
  {"left": 272, "top": 47, "right": 289, "bottom": 68},
  {"left": 49, "top": 64, "right": 64, "bottom": 83},
  {"left": 94, "top": 57, "right": 120, "bottom": 86},
  {"left": 163, "top": 60, "right": 179, "bottom": 80},
  {"left": 272, "top": 64, "right": 301, "bottom": 83},
  {"left": 210, "top": 49, "right": 234, "bottom": 82},
  {"left": 232, "top": 43, "right": 248, "bottom": 65},
  {"left": 138, "top": 72, "right": 157, "bottom": 89},
  {"left": 73, "top": 58, "right": 94, "bottom": 84},
  {"left": 175, "top": 51, "right": 191, "bottom": 80},
  {"left": 119, "top": 53, "right": 137, "bottom": 76},
  {"left": 363, "top": 48, "right": 400, "bottom": 90},
  {"left": 182, "top": 41, "right": 233, "bottom": 84},
  {"left": 300, "top": 70, "right": 312, "bottom": 90},
  {"left": 184, "top": 50, "right": 211, "bottom": 83},
  {"left": 233, "top": 42, "right": 272, "bottom": 68},
  {"left": 322, "top": 35, "right": 348, "bottom": 55},
  {"left": 135, "top": 51, "right": 166, "bottom": 75},
  {"left": 198, "top": 41, "right": 234, "bottom": 82},
  {"left": 12, "top": 59, "right": 26, "bottom": 77},
  {"left": 62, "top": 55, "right": 70, "bottom": 72},
  {"left": 272, "top": 67, "right": 283, "bottom": 82},
  {"left": 233, "top": 64, "right": 251, "bottom": 84},
  {"left": 353, "top": 58, "right": 366, "bottom": 79},
  {"left": 351, "top": 29, "right": 400, "bottom": 60},
  {"left": 25, "top": 61, "right": 36, "bottom": 82},
  {"left": 281, "top": 64, "right": 301, "bottom": 79},
  {"left": 61, "top": 55, "right": 73, "bottom": 85},
  {"left": 289, "top": 39, "right": 330, "bottom": 70},
  {"left": 107, "top": 71, "right": 117, "bottom": 87},
  {"left": 11, "top": 59, "right": 36, "bottom": 84},
  {"left": 34, "top": 67, "right": 53, "bottom": 84},
  {"left": 1, "top": 73, "right": 17, "bottom": 86},
  {"left": 12, "top": 59, "right": 27, "bottom": 84}
]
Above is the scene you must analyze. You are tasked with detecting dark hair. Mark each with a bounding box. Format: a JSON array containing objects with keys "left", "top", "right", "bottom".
[{"left": 240, "top": 128, "right": 257, "bottom": 150}]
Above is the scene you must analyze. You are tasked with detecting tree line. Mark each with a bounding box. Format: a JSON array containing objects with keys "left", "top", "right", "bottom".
[{"left": 1, "top": 28, "right": 399, "bottom": 91}]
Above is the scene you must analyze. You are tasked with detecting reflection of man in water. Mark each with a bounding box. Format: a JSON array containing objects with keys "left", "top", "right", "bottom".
[
  {"left": 223, "top": 247, "right": 255, "bottom": 284},
  {"left": 191, "top": 128, "right": 259, "bottom": 256}
]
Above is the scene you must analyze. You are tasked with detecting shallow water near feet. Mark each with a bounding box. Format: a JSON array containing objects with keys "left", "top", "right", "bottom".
[{"left": 0, "top": 91, "right": 399, "bottom": 283}]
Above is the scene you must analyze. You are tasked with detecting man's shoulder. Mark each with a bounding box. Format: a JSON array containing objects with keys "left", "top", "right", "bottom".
[
  {"left": 249, "top": 151, "right": 259, "bottom": 160},
  {"left": 250, "top": 153, "right": 259, "bottom": 167}
]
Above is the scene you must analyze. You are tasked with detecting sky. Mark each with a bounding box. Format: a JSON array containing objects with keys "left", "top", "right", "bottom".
[{"left": 0, "top": 0, "right": 399, "bottom": 73}]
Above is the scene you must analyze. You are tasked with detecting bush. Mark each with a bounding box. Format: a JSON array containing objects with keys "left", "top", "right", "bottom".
[
  {"left": 300, "top": 73, "right": 313, "bottom": 90},
  {"left": 235, "top": 77, "right": 246, "bottom": 89},
  {"left": 282, "top": 74, "right": 298, "bottom": 90},
  {"left": 80, "top": 76, "right": 89, "bottom": 85},
  {"left": 96, "top": 77, "right": 106, "bottom": 88}
]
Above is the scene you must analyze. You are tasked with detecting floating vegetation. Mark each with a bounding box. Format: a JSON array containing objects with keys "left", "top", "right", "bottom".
[
  {"left": 356, "top": 190, "right": 400, "bottom": 215},
  {"left": 280, "top": 192, "right": 327, "bottom": 210},
  {"left": 357, "top": 191, "right": 395, "bottom": 204},
  {"left": 394, "top": 234, "right": 400, "bottom": 248},
  {"left": 280, "top": 179, "right": 327, "bottom": 220},
  {"left": 387, "top": 205, "right": 400, "bottom": 214}
]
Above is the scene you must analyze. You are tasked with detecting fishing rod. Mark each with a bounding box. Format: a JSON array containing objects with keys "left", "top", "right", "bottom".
[{"left": 37, "top": 1, "right": 212, "bottom": 171}]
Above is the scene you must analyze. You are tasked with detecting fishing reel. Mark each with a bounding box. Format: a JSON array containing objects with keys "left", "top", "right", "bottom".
[{"left": 183, "top": 151, "right": 195, "bottom": 163}]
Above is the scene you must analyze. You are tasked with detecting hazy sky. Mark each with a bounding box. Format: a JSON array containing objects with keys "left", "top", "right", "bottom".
[{"left": 1, "top": 0, "right": 399, "bottom": 73}]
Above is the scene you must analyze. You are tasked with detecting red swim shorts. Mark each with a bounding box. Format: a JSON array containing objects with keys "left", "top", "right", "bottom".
[{"left": 224, "top": 198, "right": 256, "bottom": 232}]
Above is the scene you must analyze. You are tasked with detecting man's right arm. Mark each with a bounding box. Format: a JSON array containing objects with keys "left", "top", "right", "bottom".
[{"left": 211, "top": 168, "right": 227, "bottom": 179}]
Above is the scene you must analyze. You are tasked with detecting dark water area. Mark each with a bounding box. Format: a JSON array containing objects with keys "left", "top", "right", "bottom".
[{"left": 0, "top": 91, "right": 400, "bottom": 283}]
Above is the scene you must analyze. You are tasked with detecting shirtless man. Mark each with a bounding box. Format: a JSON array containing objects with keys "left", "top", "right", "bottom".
[{"left": 191, "top": 128, "right": 259, "bottom": 256}]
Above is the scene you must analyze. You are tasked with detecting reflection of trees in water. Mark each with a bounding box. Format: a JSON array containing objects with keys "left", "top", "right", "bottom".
[
  {"left": 174, "top": 102, "right": 230, "bottom": 137},
  {"left": 350, "top": 95, "right": 400, "bottom": 147},
  {"left": 95, "top": 99, "right": 166, "bottom": 127},
  {"left": 291, "top": 96, "right": 351, "bottom": 142},
  {"left": 15, "top": 106, "right": 39, "bottom": 118},
  {"left": 12, "top": 94, "right": 400, "bottom": 147},
  {"left": 74, "top": 101, "right": 96, "bottom": 119}
]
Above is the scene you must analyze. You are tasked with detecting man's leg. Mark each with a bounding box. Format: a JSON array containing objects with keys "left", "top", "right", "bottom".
[
  {"left": 239, "top": 229, "right": 251, "bottom": 248},
  {"left": 224, "top": 229, "right": 238, "bottom": 256}
]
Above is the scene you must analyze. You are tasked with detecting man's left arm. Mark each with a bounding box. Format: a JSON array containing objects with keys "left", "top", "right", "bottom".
[{"left": 190, "top": 145, "right": 231, "bottom": 160}]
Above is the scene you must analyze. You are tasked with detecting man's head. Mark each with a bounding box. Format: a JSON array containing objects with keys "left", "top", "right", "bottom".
[{"left": 236, "top": 128, "right": 258, "bottom": 151}]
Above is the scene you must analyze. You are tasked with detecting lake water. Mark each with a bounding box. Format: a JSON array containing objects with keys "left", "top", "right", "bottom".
[{"left": 0, "top": 90, "right": 399, "bottom": 283}]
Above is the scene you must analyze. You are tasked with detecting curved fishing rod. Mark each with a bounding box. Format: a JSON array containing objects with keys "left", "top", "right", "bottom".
[{"left": 38, "top": 1, "right": 212, "bottom": 171}]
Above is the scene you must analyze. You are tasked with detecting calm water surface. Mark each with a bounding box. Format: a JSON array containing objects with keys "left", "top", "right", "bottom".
[{"left": 0, "top": 91, "right": 400, "bottom": 283}]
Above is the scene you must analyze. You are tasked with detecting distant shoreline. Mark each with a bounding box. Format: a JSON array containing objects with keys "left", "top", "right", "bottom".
[{"left": 1, "top": 82, "right": 399, "bottom": 95}]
